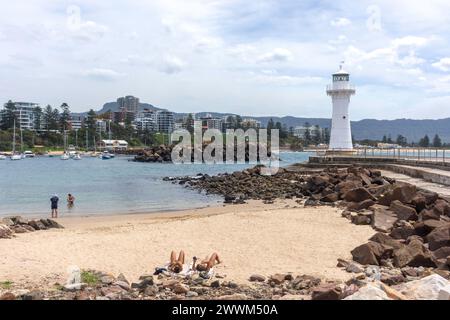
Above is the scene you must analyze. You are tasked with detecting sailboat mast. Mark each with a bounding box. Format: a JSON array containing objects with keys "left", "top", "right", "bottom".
[
  {"left": 20, "top": 128, "right": 23, "bottom": 153},
  {"left": 12, "top": 119, "right": 16, "bottom": 154}
]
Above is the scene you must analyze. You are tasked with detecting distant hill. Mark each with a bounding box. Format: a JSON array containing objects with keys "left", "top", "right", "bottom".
[
  {"left": 98, "top": 102, "right": 163, "bottom": 114},
  {"left": 74, "top": 101, "right": 450, "bottom": 143}
]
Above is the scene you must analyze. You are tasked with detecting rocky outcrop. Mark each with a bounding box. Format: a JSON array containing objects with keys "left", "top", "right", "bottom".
[{"left": 0, "top": 216, "right": 63, "bottom": 239}]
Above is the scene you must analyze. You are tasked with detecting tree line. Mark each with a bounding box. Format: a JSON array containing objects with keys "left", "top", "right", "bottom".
[{"left": 380, "top": 134, "right": 443, "bottom": 148}]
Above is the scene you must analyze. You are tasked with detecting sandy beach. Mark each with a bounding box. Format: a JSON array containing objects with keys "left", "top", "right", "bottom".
[{"left": 0, "top": 200, "right": 375, "bottom": 288}]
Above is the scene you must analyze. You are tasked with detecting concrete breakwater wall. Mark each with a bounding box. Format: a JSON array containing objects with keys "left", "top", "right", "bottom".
[{"left": 305, "top": 156, "right": 450, "bottom": 187}]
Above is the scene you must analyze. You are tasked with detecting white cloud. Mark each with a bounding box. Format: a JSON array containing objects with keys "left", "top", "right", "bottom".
[
  {"left": 432, "top": 57, "right": 450, "bottom": 71},
  {"left": 392, "top": 36, "right": 429, "bottom": 48},
  {"left": 159, "top": 55, "right": 185, "bottom": 74},
  {"left": 257, "top": 48, "right": 293, "bottom": 63},
  {"left": 82, "top": 68, "right": 123, "bottom": 81},
  {"left": 330, "top": 18, "right": 351, "bottom": 27},
  {"left": 66, "top": 5, "right": 108, "bottom": 42}
]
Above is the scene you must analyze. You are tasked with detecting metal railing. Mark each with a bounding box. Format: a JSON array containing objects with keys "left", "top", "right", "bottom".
[{"left": 322, "top": 147, "right": 449, "bottom": 164}]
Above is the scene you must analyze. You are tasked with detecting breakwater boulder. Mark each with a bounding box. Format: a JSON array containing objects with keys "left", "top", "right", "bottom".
[
  {"left": 0, "top": 216, "right": 64, "bottom": 239},
  {"left": 133, "top": 143, "right": 274, "bottom": 163}
]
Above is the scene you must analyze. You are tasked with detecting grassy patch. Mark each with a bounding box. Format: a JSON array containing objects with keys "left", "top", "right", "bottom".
[
  {"left": 81, "top": 271, "right": 99, "bottom": 286},
  {"left": 0, "top": 281, "right": 13, "bottom": 289}
]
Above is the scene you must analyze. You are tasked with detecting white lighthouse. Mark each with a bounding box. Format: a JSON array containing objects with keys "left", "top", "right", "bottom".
[{"left": 326, "top": 63, "right": 356, "bottom": 152}]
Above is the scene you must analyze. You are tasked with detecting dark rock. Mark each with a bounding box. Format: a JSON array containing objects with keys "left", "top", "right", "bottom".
[
  {"left": 347, "top": 199, "right": 375, "bottom": 211},
  {"left": 378, "top": 183, "right": 417, "bottom": 206},
  {"left": 249, "top": 274, "right": 266, "bottom": 282},
  {"left": 411, "top": 194, "right": 427, "bottom": 213},
  {"left": 21, "top": 290, "right": 43, "bottom": 300},
  {"left": 390, "top": 224, "right": 415, "bottom": 240},
  {"left": 393, "top": 239, "right": 436, "bottom": 268},
  {"left": 351, "top": 241, "right": 391, "bottom": 265},
  {"left": 371, "top": 207, "right": 397, "bottom": 233},
  {"left": 420, "top": 209, "right": 441, "bottom": 221},
  {"left": 351, "top": 212, "right": 372, "bottom": 225},
  {"left": 335, "top": 181, "right": 362, "bottom": 196},
  {"left": 270, "top": 274, "right": 288, "bottom": 285},
  {"left": 28, "top": 220, "right": 47, "bottom": 231},
  {"left": 390, "top": 200, "right": 418, "bottom": 221},
  {"left": 0, "top": 225, "right": 13, "bottom": 239},
  {"left": 344, "top": 188, "right": 376, "bottom": 203},
  {"left": 11, "top": 225, "right": 29, "bottom": 234},
  {"left": 320, "top": 193, "right": 339, "bottom": 203},
  {"left": 434, "top": 199, "right": 450, "bottom": 216},
  {"left": 426, "top": 224, "right": 450, "bottom": 251},
  {"left": 432, "top": 246, "right": 450, "bottom": 262},
  {"left": 311, "top": 284, "right": 342, "bottom": 300},
  {"left": 369, "top": 232, "right": 404, "bottom": 250},
  {"left": 381, "top": 273, "right": 406, "bottom": 285},
  {"left": 419, "top": 191, "right": 439, "bottom": 205}
]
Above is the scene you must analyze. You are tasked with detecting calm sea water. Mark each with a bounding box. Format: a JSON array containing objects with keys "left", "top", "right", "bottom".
[{"left": 0, "top": 152, "right": 311, "bottom": 217}]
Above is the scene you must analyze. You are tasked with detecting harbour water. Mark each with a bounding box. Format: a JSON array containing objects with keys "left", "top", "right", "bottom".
[{"left": 0, "top": 152, "right": 311, "bottom": 217}]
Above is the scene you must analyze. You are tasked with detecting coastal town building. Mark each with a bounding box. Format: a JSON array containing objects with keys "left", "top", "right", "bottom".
[
  {"left": 134, "top": 109, "right": 156, "bottom": 132},
  {"left": 96, "top": 119, "right": 108, "bottom": 134},
  {"left": 156, "top": 110, "right": 174, "bottom": 133},
  {"left": 293, "top": 126, "right": 322, "bottom": 139},
  {"left": 326, "top": 63, "right": 356, "bottom": 152},
  {"left": 69, "top": 115, "right": 84, "bottom": 130},
  {"left": 113, "top": 109, "right": 135, "bottom": 125},
  {"left": 117, "top": 95, "right": 139, "bottom": 114},
  {"left": 0, "top": 102, "right": 40, "bottom": 130},
  {"left": 241, "top": 118, "right": 261, "bottom": 129},
  {"left": 99, "top": 139, "right": 129, "bottom": 151},
  {"left": 199, "top": 114, "right": 223, "bottom": 131}
]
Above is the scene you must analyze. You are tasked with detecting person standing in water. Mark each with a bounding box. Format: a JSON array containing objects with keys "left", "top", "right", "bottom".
[
  {"left": 67, "top": 194, "right": 75, "bottom": 209},
  {"left": 50, "top": 194, "right": 59, "bottom": 218}
]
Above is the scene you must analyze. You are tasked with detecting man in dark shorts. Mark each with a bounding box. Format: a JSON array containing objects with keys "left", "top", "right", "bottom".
[{"left": 50, "top": 194, "right": 59, "bottom": 218}]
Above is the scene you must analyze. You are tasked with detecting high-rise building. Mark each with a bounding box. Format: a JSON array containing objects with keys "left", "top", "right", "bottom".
[
  {"left": 199, "top": 114, "right": 223, "bottom": 131},
  {"left": 1, "top": 102, "right": 40, "bottom": 130},
  {"left": 69, "top": 115, "right": 84, "bottom": 130},
  {"left": 156, "top": 110, "right": 174, "bottom": 133},
  {"left": 134, "top": 109, "right": 156, "bottom": 132},
  {"left": 117, "top": 96, "right": 140, "bottom": 114}
]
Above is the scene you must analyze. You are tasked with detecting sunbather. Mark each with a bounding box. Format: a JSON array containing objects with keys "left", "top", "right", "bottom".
[
  {"left": 193, "top": 252, "right": 221, "bottom": 272},
  {"left": 168, "top": 250, "right": 185, "bottom": 274}
]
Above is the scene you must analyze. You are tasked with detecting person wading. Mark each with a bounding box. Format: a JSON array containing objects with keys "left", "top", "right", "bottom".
[{"left": 50, "top": 194, "right": 59, "bottom": 218}]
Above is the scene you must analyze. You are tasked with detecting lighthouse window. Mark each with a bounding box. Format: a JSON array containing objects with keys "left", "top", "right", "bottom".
[
  {"left": 333, "top": 75, "right": 349, "bottom": 81},
  {"left": 343, "top": 116, "right": 346, "bottom": 119}
]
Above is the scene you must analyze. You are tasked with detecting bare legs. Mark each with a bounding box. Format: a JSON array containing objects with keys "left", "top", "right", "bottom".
[{"left": 169, "top": 250, "right": 185, "bottom": 273}]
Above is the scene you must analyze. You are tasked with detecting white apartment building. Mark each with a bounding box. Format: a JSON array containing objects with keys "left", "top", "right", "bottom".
[{"left": 1, "top": 102, "right": 40, "bottom": 130}]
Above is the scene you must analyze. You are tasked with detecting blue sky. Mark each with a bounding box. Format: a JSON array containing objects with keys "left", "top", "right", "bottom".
[{"left": 1, "top": 0, "right": 450, "bottom": 120}]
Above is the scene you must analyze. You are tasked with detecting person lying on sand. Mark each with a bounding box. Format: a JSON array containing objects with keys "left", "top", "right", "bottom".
[
  {"left": 192, "top": 252, "right": 221, "bottom": 272},
  {"left": 168, "top": 250, "right": 185, "bottom": 273}
]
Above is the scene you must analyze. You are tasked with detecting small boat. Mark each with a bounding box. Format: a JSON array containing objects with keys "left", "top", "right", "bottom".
[
  {"left": 61, "top": 153, "right": 70, "bottom": 160},
  {"left": 73, "top": 153, "right": 82, "bottom": 160},
  {"left": 23, "top": 151, "right": 35, "bottom": 158},
  {"left": 11, "top": 154, "right": 22, "bottom": 161},
  {"left": 0, "top": 154, "right": 6, "bottom": 160},
  {"left": 101, "top": 151, "right": 112, "bottom": 160}
]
